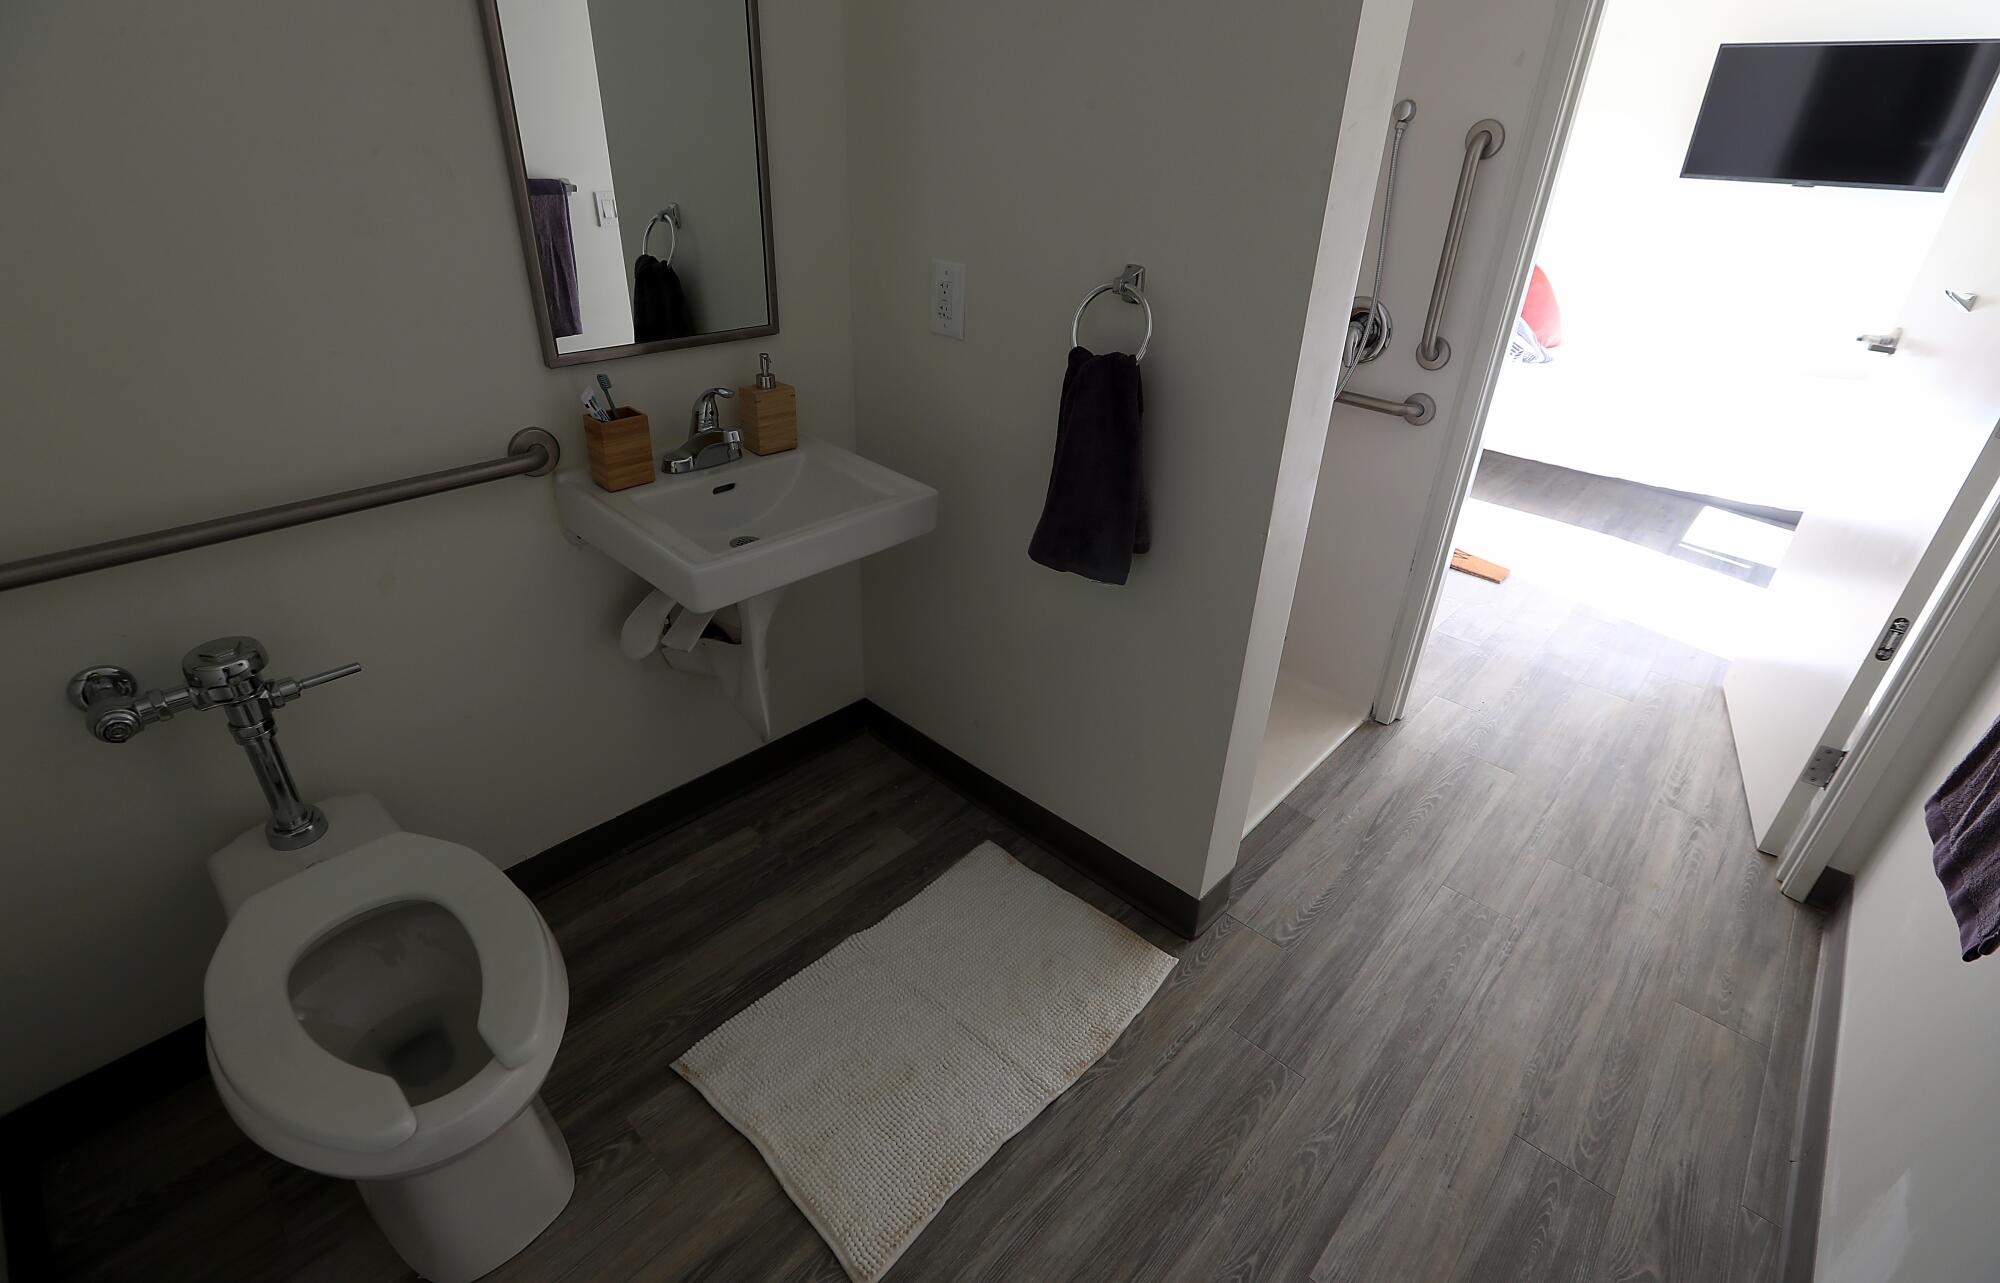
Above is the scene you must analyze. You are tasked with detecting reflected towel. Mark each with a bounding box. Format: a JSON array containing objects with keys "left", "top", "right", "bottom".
[
  {"left": 1028, "top": 346, "right": 1149, "bottom": 585},
  {"left": 634, "top": 255, "right": 696, "bottom": 341},
  {"left": 1925, "top": 712, "right": 2000, "bottom": 960},
  {"left": 526, "top": 179, "right": 581, "bottom": 339}
]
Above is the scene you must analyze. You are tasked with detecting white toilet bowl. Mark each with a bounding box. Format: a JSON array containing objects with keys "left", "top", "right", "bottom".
[{"left": 203, "top": 799, "right": 572, "bottom": 1282}]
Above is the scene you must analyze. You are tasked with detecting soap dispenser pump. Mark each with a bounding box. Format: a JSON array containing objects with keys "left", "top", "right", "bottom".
[{"left": 737, "top": 352, "right": 797, "bottom": 456}]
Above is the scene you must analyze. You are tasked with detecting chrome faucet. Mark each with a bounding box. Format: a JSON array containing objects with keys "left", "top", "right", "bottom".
[
  {"left": 663, "top": 387, "right": 742, "bottom": 474},
  {"left": 69, "top": 636, "right": 360, "bottom": 850}
]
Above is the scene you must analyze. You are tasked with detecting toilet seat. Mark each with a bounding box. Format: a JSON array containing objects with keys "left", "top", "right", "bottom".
[{"left": 204, "top": 832, "right": 559, "bottom": 1156}]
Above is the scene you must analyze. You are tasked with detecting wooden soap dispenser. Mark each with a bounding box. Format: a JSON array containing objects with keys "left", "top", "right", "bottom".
[{"left": 737, "top": 353, "right": 797, "bottom": 455}]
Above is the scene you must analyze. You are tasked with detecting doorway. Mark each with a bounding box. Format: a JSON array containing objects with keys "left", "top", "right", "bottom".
[{"left": 1349, "top": 8, "right": 2000, "bottom": 896}]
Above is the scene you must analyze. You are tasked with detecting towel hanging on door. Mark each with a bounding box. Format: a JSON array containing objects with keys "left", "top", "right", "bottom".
[
  {"left": 1926, "top": 712, "right": 2000, "bottom": 960},
  {"left": 525, "top": 179, "right": 582, "bottom": 339}
]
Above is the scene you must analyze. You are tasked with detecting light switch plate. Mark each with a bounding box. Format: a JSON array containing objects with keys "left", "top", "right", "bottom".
[
  {"left": 930, "top": 259, "right": 965, "bottom": 340},
  {"left": 593, "top": 190, "right": 618, "bottom": 225}
]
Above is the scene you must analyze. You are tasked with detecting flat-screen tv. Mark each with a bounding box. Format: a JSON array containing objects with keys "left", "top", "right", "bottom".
[{"left": 1681, "top": 40, "right": 2000, "bottom": 191}]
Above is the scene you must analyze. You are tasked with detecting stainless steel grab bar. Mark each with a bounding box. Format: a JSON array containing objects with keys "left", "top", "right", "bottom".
[
  {"left": 1415, "top": 118, "right": 1504, "bottom": 371},
  {"left": 0, "top": 428, "right": 560, "bottom": 593},
  {"left": 1338, "top": 389, "right": 1436, "bottom": 425}
]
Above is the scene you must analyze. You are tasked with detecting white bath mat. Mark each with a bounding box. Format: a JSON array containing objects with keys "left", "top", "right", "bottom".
[{"left": 672, "top": 841, "right": 1176, "bottom": 1283}]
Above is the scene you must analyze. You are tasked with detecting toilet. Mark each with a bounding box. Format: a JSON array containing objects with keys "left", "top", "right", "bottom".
[{"left": 202, "top": 794, "right": 572, "bottom": 1283}]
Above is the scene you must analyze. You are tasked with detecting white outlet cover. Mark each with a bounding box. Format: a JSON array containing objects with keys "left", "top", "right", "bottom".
[{"left": 930, "top": 258, "right": 966, "bottom": 340}]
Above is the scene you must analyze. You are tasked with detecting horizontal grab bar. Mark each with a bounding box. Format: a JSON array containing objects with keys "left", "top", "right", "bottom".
[
  {"left": 0, "top": 428, "right": 560, "bottom": 593},
  {"left": 1338, "top": 389, "right": 1436, "bottom": 425}
]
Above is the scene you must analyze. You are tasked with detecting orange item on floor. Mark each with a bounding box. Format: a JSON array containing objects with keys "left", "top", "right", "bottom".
[{"left": 1450, "top": 548, "right": 1511, "bottom": 583}]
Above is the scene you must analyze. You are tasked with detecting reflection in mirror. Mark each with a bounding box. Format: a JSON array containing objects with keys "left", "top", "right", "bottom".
[{"left": 485, "top": 0, "right": 776, "bottom": 366}]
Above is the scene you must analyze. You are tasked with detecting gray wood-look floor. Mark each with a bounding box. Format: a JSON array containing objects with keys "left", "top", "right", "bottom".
[
  {"left": 1469, "top": 450, "right": 1798, "bottom": 586},
  {"left": 34, "top": 474, "right": 1821, "bottom": 1282}
]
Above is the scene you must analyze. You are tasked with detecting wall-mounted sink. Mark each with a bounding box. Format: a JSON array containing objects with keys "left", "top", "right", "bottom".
[{"left": 556, "top": 438, "right": 937, "bottom": 611}]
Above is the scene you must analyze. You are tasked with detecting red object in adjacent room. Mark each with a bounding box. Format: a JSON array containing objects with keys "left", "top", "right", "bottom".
[{"left": 1520, "top": 264, "right": 1562, "bottom": 349}]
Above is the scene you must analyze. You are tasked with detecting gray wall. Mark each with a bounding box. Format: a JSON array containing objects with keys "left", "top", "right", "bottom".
[
  {"left": 845, "top": 0, "right": 1366, "bottom": 898},
  {"left": 0, "top": 0, "right": 858, "bottom": 1112}
]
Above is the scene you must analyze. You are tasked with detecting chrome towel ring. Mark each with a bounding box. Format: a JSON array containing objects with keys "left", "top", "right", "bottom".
[
  {"left": 1072, "top": 263, "right": 1151, "bottom": 362},
  {"left": 643, "top": 203, "right": 682, "bottom": 266}
]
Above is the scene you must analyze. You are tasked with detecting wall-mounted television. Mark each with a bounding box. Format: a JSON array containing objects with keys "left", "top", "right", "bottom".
[{"left": 1681, "top": 40, "right": 2000, "bottom": 191}]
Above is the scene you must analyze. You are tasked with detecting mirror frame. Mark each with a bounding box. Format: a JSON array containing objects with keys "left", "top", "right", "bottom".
[{"left": 479, "top": 0, "right": 779, "bottom": 367}]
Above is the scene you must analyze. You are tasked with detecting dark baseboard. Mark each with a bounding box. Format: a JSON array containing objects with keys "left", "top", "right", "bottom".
[
  {"left": 858, "top": 701, "right": 1223, "bottom": 939},
  {"left": 506, "top": 700, "right": 869, "bottom": 899},
  {"left": 1, "top": 696, "right": 1215, "bottom": 1278},
  {"left": 0, "top": 699, "right": 872, "bottom": 1282},
  {"left": 1778, "top": 871, "right": 1853, "bottom": 1283}
]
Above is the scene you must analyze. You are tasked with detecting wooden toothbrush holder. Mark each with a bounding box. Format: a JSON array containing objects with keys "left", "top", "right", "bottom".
[{"left": 584, "top": 408, "right": 655, "bottom": 492}]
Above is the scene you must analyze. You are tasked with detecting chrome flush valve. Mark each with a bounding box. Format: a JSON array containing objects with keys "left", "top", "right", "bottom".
[{"left": 68, "top": 636, "right": 360, "bottom": 850}]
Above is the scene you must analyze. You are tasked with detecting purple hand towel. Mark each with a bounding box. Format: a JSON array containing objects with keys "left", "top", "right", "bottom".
[
  {"left": 1028, "top": 346, "right": 1150, "bottom": 585},
  {"left": 526, "top": 179, "right": 582, "bottom": 339},
  {"left": 1924, "top": 712, "right": 2000, "bottom": 960}
]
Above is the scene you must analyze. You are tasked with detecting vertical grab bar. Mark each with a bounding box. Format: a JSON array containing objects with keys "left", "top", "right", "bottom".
[{"left": 1414, "top": 118, "right": 1505, "bottom": 371}]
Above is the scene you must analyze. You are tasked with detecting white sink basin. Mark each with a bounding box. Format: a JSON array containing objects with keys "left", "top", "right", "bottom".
[{"left": 556, "top": 438, "right": 937, "bottom": 611}]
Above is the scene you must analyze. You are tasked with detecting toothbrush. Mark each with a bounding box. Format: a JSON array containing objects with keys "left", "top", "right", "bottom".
[{"left": 596, "top": 374, "right": 617, "bottom": 415}]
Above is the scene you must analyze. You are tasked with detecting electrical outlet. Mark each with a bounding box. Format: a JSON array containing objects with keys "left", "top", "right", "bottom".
[{"left": 930, "top": 259, "right": 965, "bottom": 340}]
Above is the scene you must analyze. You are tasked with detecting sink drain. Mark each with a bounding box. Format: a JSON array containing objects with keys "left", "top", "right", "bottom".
[{"left": 729, "top": 535, "right": 759, "bottom": 548}]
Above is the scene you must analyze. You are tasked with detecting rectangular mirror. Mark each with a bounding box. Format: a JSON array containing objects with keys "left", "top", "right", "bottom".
[{"left": 483, "top": 0, "right": 777, "bottom": 366}]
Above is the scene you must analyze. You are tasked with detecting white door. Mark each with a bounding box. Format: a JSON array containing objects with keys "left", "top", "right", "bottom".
[{"left": 1726, "top": 126, "right": 2000, "bottom": 856}]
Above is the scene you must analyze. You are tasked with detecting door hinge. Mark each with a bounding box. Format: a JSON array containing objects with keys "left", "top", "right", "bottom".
[
  {"left": 1874, "top": 616, "right": 1912, "bottom": 661},
  {"left": 1803, "top": 744, "right": 1847, "bottom": 789}
]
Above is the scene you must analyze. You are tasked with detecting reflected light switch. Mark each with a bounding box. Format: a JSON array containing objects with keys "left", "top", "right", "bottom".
[{"left": 594, "top": 190, "right": 618, "bottom": 225}]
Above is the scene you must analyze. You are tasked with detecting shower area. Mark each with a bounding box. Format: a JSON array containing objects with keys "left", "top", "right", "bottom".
[{"left": 1247, "top": 97, "right": 1480, "bottom": 827}]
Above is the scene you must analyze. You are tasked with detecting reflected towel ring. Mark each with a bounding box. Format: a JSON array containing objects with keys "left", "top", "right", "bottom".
[
  {"left": 644, "top": 204, "right": 681, "bottom": 266},
  {"left": 1071, "top": 265, "right": 1152, "bottom": 362}
]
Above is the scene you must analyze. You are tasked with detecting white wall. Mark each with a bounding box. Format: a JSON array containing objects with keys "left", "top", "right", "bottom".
[
  {"left": 1816, "top": 621, "right": 2000, "bottom": 1282},
  {"left": 0, "top": 0, "right": 858, "bottom": 1113},
  {"left": 1219, "top": 0, "right": 1419, "bottom": 849},
  {"left": 494, "top": 0, "right": 637, "bottom": 352},
  {"left": 1478, "top": 0, "right": 1998, "bottom": 510},
  {"left": 846, "top": 0, "right": 1372, "bottom": 898},
  {"left": 592, "top": 0, "right": 770, "bottom": 335}
]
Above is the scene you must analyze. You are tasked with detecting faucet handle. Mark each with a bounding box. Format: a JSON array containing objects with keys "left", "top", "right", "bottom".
[{"left": 690, "top": 386, "right": 737, "bottom": 433}]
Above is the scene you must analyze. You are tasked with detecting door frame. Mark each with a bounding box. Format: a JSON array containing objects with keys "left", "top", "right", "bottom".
[
  {"left": 1778, "top": 432, "right": 2000, "bottom": 897},
  {"left": 1363, "top": 0, "right": 2000, "bottom": 902}
]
